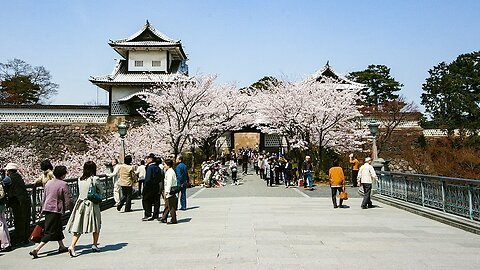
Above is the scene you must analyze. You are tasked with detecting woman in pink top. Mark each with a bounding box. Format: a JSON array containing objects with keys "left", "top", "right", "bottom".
[{"left": 29, "top": 166, "right": 73, "bottom": 259}]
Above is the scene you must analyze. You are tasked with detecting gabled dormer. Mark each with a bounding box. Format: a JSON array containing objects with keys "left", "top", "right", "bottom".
[
  {"left": 108, "top": 20, "right": 188, "bottom": 74},
  {"left": 305, "top": 62, "right": 365, "bottom": 90},
  {"left": 90, "top": 21, "right": 190, "bottom": 116}
]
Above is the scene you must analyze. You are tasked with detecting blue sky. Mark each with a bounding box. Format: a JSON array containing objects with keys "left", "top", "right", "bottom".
[{"left": 1, "top": 0, "right": 479, "bottom": 110}]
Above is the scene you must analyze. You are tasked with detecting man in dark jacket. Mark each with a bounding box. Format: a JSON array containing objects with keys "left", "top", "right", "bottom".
[
  {"left": 175, "top": 156, "right": 188, "bottom": 211},
  {"left": 142, "top": 154, "right": 163, "bottom": 221},
  {"left": 4, "top": 163, "right": 31, "bottom": 245},
  {"left": 242, "top": 150, "right": 249, "bottom": 175},
  {"left": 283, "top": 158, "right": 293, "bottom": 187}
]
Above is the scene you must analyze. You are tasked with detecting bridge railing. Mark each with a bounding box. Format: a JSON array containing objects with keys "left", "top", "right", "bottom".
[
  {"left": 376, "top": 171, "right": 480, "bottom": 221},
  {"left": 5, "top": 174, "right": 114, "bottom": 229}
]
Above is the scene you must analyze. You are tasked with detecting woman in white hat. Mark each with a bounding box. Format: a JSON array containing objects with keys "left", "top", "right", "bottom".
[
  {"left": 4, "top": 163, "right": 31, "bottom": 246},
  {"left": 0, "top": 174, "right": 12, "bottom": 252}
]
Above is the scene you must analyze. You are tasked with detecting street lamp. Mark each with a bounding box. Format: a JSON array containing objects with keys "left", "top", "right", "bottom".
[
  {"left": 368, "top": 120, "right": 380, "bottom": 160},
  {"left": 117, "top": 122, "right": 128, "bottom": 163},
  {"left": 368, "top": 120, "right": 384, "bottom": 194}
]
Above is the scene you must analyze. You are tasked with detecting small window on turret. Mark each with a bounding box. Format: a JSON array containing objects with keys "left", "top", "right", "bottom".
[
  {"left": 134, "top": 61, "right": 143, "bottom": 67},
  {"left": 152, "top": 61, "right": 161, "bottom": 67}
]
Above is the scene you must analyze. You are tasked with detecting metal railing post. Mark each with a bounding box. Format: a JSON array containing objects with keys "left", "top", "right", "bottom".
[
  {"left": 468, "top": 185, "right": 473, "bottom": 220},
  {"left": 441, "top": 180, "right": 446, "bottom": 212},
  {"left": 390, "top": 173, "right": 393, "bottom": 197},
  {"left": 31, "top": 185, "right": 37, "bottom": 224},
  {"left": 404, "top": 176, "right": 408, "bottom": 202},
  {"left": 421, "top": 177, "right": 425, "bottom": 207}
]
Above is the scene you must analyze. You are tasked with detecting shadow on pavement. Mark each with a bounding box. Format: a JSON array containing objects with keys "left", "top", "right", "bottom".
[
  {"left": 177, "top": 218, "right": 192, "bottom": 224},
  {"left": 185, "top": 206, "right": 200, "bottom": 210},
  {"left": 75, "top": 242, "right": 128, "bottom": 254},
  {"left": 121, "top": 209, "right": 143, "bottom": 213}
]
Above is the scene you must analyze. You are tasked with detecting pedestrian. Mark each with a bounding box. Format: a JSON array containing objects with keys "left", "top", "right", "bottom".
[
  {"left": 258, "top": 156, "right": 265, "bottom": 180},
  {"left": 3, "top": 163, "right": 31, "bottom": 246},
  {"left": 66, "top": 161, "right": 103, "bottom": 256},
  {"left": 221, "top": 151, "right": 226, "bottom": 166},
  {"left": 357, "top": 157, "right": 377, "bottom": 209},
  {"left": 175, "top": 156, "right": 188, "bottom": 211},
  {"left": 106, "top": 158, "right": 121, "bottom": 206},
  {"left": 329, "top": 160, "right": 346, "bottom": 208},
  {"left": 242, "top": 150, "right": 249, "bottom": 175},
  {"left": 160, "top": 159, "right": 178, "bottom": 224},
  {"left": 0, "top": 174, "right": 12, "bottom": 252},
  {"left": 302, "top": 156, "right": 314, "bottom": 189},
  {"left": 116, "top": 155, "right": 137, "bottom": 212},
  {"left": 142, "top": 154, "right": 162, "bottom": 221},
  {"left": 156, "top": 157, "right": 165, "bottom": 214},
  {"left": 349, "top": 154, "right": 360, "bottom": 187},
  {"left": 229, "top": 158, "right": 238, "bottom": 185},
  {"left": 265, "top": 158, "right": 274, "bottom": 187},
  {"left": 135, "top": 160, "right": 146, "bottom": 197},
  {"left": 253, "top": 153, "right": 259, "bottom": 175},
  {"left": 32, "top": 159, "right": 54, "bottom": 187},
  {"left": 283, "top": 158, "right": 292, "bottom": 188},
  {"left": 274, "top": 158, "right": 281, "bottom": 185},
  {"left": 29, "top": 165, "right": 72, "bottom": 259}
]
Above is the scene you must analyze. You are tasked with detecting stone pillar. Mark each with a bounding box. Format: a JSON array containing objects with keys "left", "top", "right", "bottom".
[{"left": 372, "top": 158, "right": 386, "bottom": 194}]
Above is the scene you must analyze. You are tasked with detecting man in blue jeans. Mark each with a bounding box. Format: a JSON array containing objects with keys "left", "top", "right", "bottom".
[
  {"left": 175, "top": 156, "right": 188, "bottom": 211},
  {"left": 302, "top": 156, "right": 314, "bottom": 189}
]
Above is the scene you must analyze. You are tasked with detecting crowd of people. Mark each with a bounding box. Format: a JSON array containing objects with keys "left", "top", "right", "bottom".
[
  {"left": 0, "top": 146, "right": 378, "bottom": 259},
  {"left": 0, "top": 153, "right": 190, "bottom": 258},
  {"left": 217, "top": 148, "right": 377, "bottom": 210}
]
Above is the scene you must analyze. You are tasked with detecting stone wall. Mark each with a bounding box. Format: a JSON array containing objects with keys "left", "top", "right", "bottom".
[
  {"left": 0, "top": 123, "right": 109, "bottom": 158},
  {"left": 0, "top": 116, "right": 146, "bottom": 158}
]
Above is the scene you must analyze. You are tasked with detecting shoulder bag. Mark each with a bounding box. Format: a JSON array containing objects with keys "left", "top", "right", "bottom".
[{"left": 87, "top": 178, "right": 104, "bottom": 204}]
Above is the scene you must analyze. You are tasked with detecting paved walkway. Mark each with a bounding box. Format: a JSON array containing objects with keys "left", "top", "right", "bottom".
[{"left": 2, "top": 171, "right": 480, "bottom": 269}]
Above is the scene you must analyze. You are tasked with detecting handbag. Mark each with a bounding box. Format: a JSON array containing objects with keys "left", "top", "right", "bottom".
[
  {"left": 170, "top": 185, "right": 181, "bottom": 195},
  {"left": 130, "top": 169, "right": 139, "bottom": 184},
  {"left": 30, "top": 224, "right": 44, "bottom": 243},
  {"left": 340, "top": 187, "right": 349, "bottom": 200},
  {"left": 87, "top": 180, "right": 103, "bottom": 204}
]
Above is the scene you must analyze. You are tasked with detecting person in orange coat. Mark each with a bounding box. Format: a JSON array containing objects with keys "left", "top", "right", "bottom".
[
  {"left": 329, "top": 160, "right": 346, "bottom": 208},
  {"left": 349, "top": 154, "right": 360, "bottom": 187}
]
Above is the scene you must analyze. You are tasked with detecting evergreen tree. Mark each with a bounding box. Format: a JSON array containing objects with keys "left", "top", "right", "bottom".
[
  {"left": 348, "top": 64, "right": 403, "bottom": 110},
  {"left": 421, "top": 51, "right": 480, "bottom": 132}
]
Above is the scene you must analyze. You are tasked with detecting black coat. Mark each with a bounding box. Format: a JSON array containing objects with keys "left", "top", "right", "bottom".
[
  {"left": 143, "top": 163, "right": 163, "bottom": 196},
  {"left": 5, "top": 172, "right": 30, "bottom": 207},
  {"left": 284, "top": 163, "right": 293, "bottom": 179}
]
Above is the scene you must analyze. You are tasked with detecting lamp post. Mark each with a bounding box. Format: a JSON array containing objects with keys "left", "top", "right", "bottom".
[
  {"left": 117, "top": 122, "right": 128, "bottom": 163},
  {"left": 368, "top": 120, "right": 382, "bottom": 193},
  {"left": 368, "top": 120, "right": 380, "bottom": 160}
]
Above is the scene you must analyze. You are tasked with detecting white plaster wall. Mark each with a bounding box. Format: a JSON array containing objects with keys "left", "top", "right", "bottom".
[
  {"left": 111, "top": 86, "right": 140, "bottom": 102},
  {"left": 128, "top": 50, "right": 167, "bottom": 72}
]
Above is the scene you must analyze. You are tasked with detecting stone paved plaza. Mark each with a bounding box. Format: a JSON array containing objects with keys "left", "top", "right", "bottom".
[{"left": 2, "top": 171, "right": 480, "bottom": 269}]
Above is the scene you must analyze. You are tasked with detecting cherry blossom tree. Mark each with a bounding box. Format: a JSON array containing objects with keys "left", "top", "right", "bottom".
[
  {"left": 62, "top": 124, "right": 170, "bottom": 175},
  {"left": 193, "top": 83, "right": 251, "bottom": 158},
  {"left": 0, "top": 145, "right": 40, "bottom": 182},
  {"left": 138, "top": 75, "right": 250, "bottom": 159},
  {"left": 254, "top": 76, "right": 367, "bottom": 166},
  {"left": 0, "top": 124, "right": 171, "bottom": 183}
]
